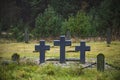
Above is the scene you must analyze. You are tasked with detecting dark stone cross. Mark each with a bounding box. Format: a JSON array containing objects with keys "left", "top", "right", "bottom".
[
  {"left": 35, "top": 40, "right": 50, "bottom": 64},
  {"left": 54, "top": 35, "right": 71, "bottom": 63},
  {"left": 75, "top": 41, "right": 90, "bottom": 64}
]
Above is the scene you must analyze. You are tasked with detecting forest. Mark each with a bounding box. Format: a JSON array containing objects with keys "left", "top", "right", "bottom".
[{"left": 0, "top": 0, "right": 120, "bottom": 41}]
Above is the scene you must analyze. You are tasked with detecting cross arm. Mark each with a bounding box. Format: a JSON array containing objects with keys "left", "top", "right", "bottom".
[
  {"left": 45, "top": 45, "right": 50, "bottom": 50},
  {"left": 54, "top": 40, "right": 60, "bottom": 46},
  {"left": 75, "top": 46, "right": 80, "bottom": 51},
  {"left": 65, "top": 40, "right": 71, "bottom": 46},
  {"left": 35, "top": 45, "right": 40, "bottom": 51},
  {"left": 85, "top": 46, "right": 90, "bottom": 51}
]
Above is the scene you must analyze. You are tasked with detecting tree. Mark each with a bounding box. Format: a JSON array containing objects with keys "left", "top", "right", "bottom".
[
  {"left": 33, "top": 5, "right": 63, "bottom": 38},
  {"left": 50, "top": 0, "right": 81, "bottom": 18},
  {"left": 62, "top": 11, "right": 92, "bottom": 37},
  {"left": 10, "top": 20, "right": 29, "bottom": 41},
  {"left": 90, "top": 0, "right": 120, "bottom": 37},
  {"left": 0, "top": 0, "right": 21, "bottom": 31}
]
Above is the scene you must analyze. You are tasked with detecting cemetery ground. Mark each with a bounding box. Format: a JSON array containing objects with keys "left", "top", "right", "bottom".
[{"left": 0, "top": 40, "right": 120, "bottom": 80}]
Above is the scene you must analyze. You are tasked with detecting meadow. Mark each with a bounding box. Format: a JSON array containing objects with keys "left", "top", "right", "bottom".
[{"left": 0, "top": 40, "right": 120, "bottom": 80}]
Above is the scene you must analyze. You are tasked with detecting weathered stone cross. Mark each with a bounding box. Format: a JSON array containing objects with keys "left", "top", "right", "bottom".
[
  {"left": 35, "top": 40, "right": 50, "bottom": 64},
  {"left": 75, "top": 41, "right": 90, "bottom": 64},
  {"left": 54, "top": 35, "right": 71, "bottom": 63}
]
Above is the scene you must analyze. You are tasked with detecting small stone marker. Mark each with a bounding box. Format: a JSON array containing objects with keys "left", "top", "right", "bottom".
[
  {"left": 35, "top": 40, "right": 50, "bottom": 64},
  {"left": 11, "top": 53, "right": 20, "bottom": 63},
  {"left": 65, "top": 29, "right": 71, "bottom": 40},
  {"left": 97, "top": 53, "right": 105, "bottom": 72},
  {"left": 54, "top": 35, "right": 71, "bottom": 63},
  {"left": 24, "top": 28, "right": 29, "bottom": 43},
  {"left": 75, "top": 41, "right": 90, "bottom": 64},
  {"left": 106, "top": 28, "right": 111, "bottom": 47}
]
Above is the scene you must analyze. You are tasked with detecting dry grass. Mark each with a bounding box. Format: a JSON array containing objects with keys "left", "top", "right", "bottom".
[
  {"left": 0, "top": 41, "right": 120, "bottom": 80},
  {"left": 0, "top": 41, "right": 120, "bottom": 65}
]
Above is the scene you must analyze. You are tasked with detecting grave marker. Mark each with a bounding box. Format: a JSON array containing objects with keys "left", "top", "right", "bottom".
[
  {"left": 75, "top": 41, "right": 90, "bottom": 64},
  {"left": 35, "top": 40, "right": 50, "bottom": 64},
  {"left": 54, "top": 35, "right": 71, "bottom": 63},
  {"left": 97, "top": 53, "right": 105, "bottom": 72},
  {"left": 65, "top": 29, "right": 71, "bottom": 40},
  {"left": 11, "top": 53, "right": 20, "bottom": 63},
  {"left": 106, "top": 28, "right": 111, "bottom": 47},
  {"left": 24, "top": 28, "right": 29, "bottom": 43}
]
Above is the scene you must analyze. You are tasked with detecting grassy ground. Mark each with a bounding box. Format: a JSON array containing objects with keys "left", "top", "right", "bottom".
[
  {"left": 0, "top": 41, "right": 120, "bottom": 80},
  {"left": 0, "top": 63, "right": 120, "bottom": 80}
]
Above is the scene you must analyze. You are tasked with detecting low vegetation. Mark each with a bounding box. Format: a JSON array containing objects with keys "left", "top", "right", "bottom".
[
  {"left": 0, "top": 41, "right": 120, "bottom": 80},
  {"left": 0, "top": 63, "right": 120, "bottom": 80}
]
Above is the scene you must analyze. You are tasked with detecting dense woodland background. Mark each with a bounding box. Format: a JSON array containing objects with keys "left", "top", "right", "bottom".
[{"left": 0, "top": 0, "right": 120, "bottom": 41}]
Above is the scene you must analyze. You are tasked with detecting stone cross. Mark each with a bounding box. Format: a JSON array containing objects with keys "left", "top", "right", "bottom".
[
  {"left": 75, "top": 41, "right": 90, "bottom": 64},
  {"left": 54, "top": 35, "right": 71, "bottom": 63},
  {"left": 97, "top": 53, "right": 105, "bottom": 72},
  {"left": 35, "top": 40, "right": 50, "bottom": 64}
]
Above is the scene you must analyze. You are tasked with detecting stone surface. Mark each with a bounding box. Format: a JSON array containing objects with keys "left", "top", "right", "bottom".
[
  {"left": 35, "top": 40, "right": 50, "bottom": 64},
  {"left": 75, "top": 41, "right": 90, "bottom": 64},
  {"left": 46, "top": 58, "right": 80, "bottom": 61},
  {"left": 11, "top": 53, "right": 20, "bottom": 63},
  {"left": 24, "top": 28, "right": 29, "bottom": 43},
  {"left": 97, "top": 53, "right": 105, "bottom": 72},
  {"left": 106, "top": 28, "right": 111, "bottom": 46},
  {"left": 65, "top": 30, "right": 71, "bottom": 40},
  {"left": 54, "top": 35, "right": 71, "bottom": 63}
]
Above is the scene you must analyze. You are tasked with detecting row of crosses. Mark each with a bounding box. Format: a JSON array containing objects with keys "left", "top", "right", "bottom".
[{"left": 35, "top": 35, "right": 90, "bottom": 64}]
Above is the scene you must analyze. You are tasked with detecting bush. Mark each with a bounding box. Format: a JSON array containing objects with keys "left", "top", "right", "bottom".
[
  {"left": 61, "top": 11, "right": 92, "bottom": 37},
  {"left": 10, "top": 20, "right": 30, "bottom": 42},
  {"left": 33, "top": 5, "right": 63, "bottom": 38}
]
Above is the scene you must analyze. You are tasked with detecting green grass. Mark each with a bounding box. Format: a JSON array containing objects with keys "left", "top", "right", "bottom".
[
  {"left": 0, "top": 41, "right": 120, "bottom": 80},
  {"left": 0, "top": 41, "right": 120, "bottom": 64},
  {"left": 0, "top": 63, "right": 120, "bottom": 80}
]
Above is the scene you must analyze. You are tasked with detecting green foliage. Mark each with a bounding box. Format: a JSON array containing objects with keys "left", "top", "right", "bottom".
[
  {"left": 0, "top": 41, "right": 120, "bottom": 80},
  {"left": 0, "top": 63, "right": 83, "bottom": 80},
  {"left": 0, "top": 0, "right": 119, "bottom": 39},
  {"left": 0, "top": 63, "right": 120, "bottom": 80},
  {"left": 67, "top": 65, "right": 84, "bottom": 76},
  {"left": 10, "top": 20, "right": 23, "bottom": 41},
  {"left": 88, "top": 7, "right": 99, "bottom": 36},
  {"left": 10, "top": 20, "right": 30, "bottom": 41},
  {"left": 50, "top": 0, "right": 81, "bottom": 18},
  {"left": 26, "top": 0, "right": 42, "bottom": 6},
  {"left": 0, "top": 63, "right": 17, "bottom": 80},
  {"left": 89, "top": 0, "right": 120, "bottom": 36},
  {"left": 33, "top": 5, "right": 63, "bottom": 38},
  {"left": 95, "top": 0, "right": 113, "bottom": 33},
  {"left": 62, "top": 11, "right": 92, "bottom": 36}
]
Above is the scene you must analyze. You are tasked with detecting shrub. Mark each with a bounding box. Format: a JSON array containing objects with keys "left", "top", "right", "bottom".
[
  {"left": 10, "top": 20, "right": 30, "bottom": 42},
  {"left": 61, "top": 11, "right": 92, "bottom": 37},
  {"left": 33, "top": 5, "right": 63, "bottom": 38}
]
